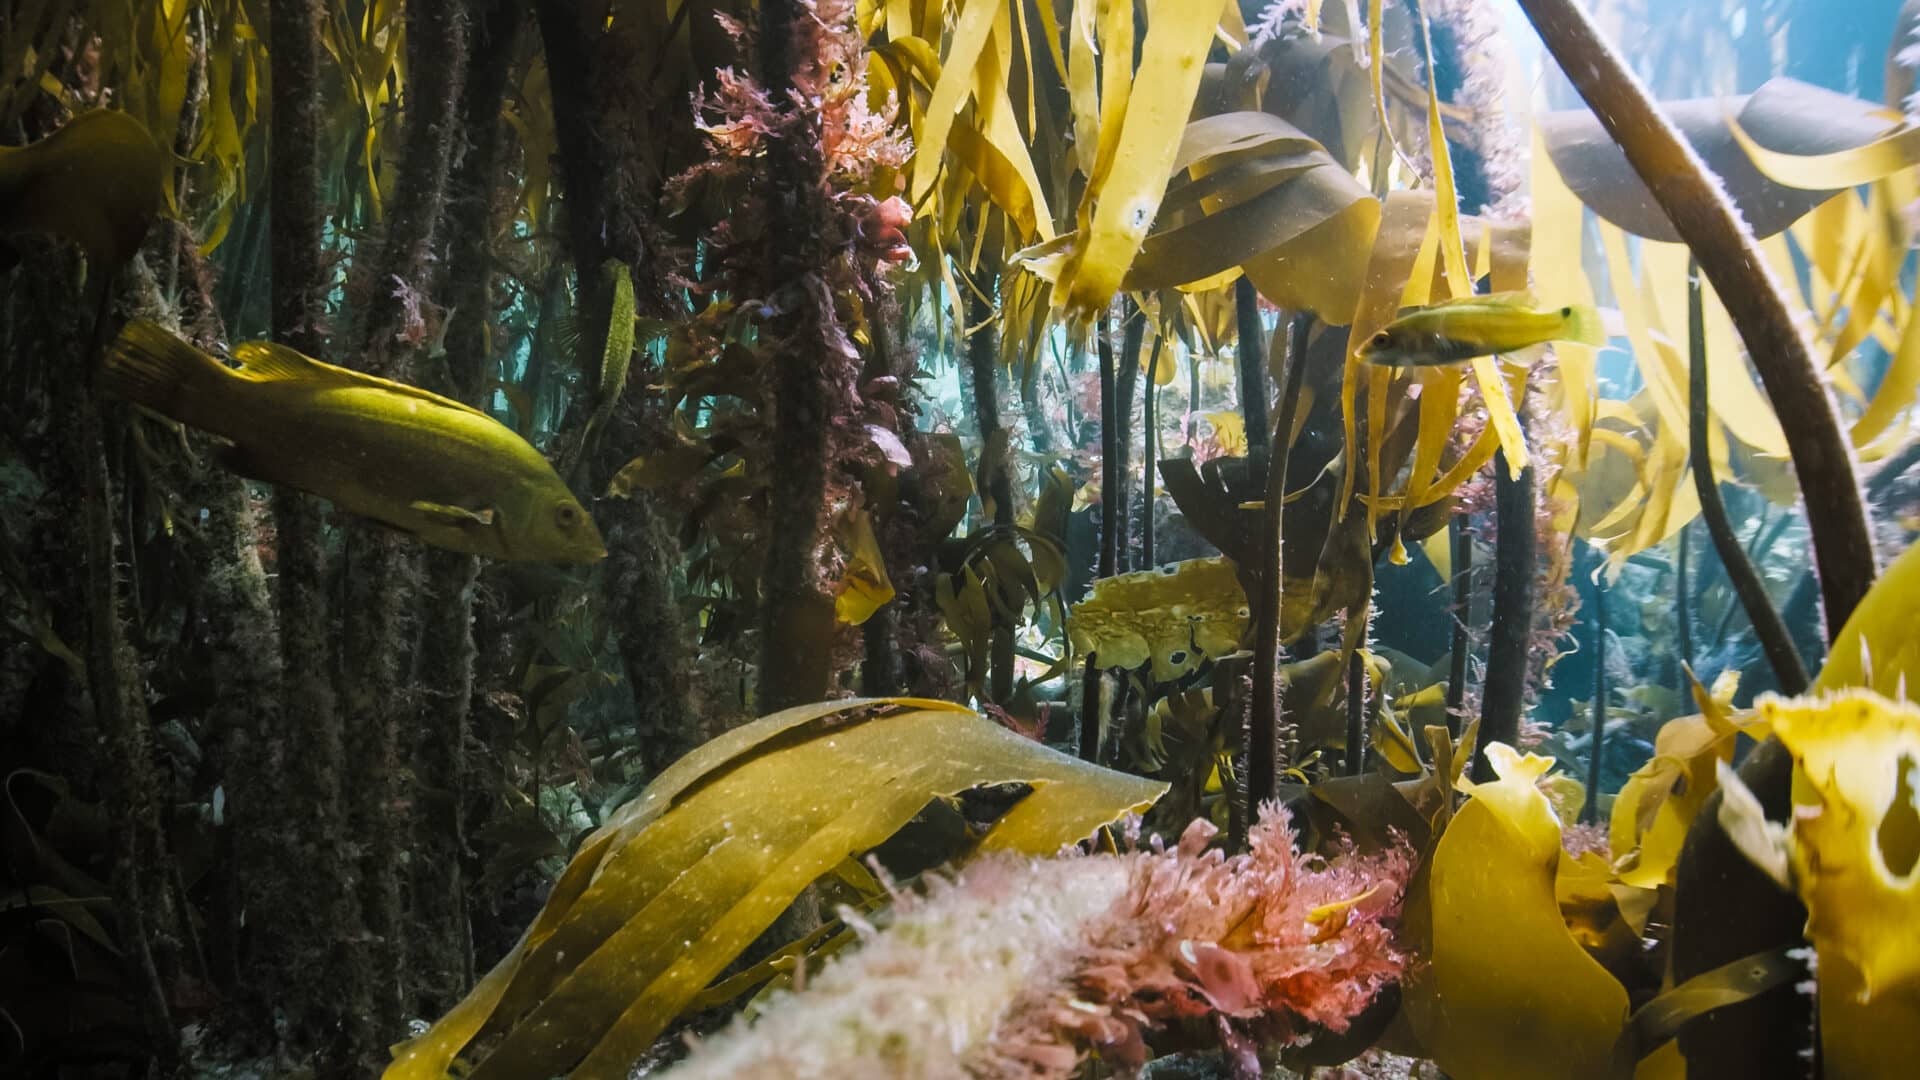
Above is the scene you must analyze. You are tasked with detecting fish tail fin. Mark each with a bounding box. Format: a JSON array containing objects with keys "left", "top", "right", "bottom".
[
  {"left": 1560, "top": 304, "right": 1606, "bottom": 347},
  {"left": 103, "top": 320, "right": 235, "bottom": 431}
]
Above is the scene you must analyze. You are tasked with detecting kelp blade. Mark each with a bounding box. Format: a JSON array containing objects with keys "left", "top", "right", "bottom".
[
  {"left": 385, "top": 698, "right": 1164, "bottom": 1079},
  {"left": 1401, "top": 744, "right": 1629, "bottom": 1078},
  {"left": 1814, "top": 537, "right": 1920, "bottom": 696}
]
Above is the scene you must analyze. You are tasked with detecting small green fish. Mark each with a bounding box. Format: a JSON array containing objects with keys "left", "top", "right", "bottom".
[
  {"left": 104, "top": 321, "right": 607, "bottom": 564},
  {"left": 1357, "top": 292, "right": 1604, "bottom": 366}
]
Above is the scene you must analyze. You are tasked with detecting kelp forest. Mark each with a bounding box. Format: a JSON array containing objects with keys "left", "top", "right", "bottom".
[{"left": 7, "top": 0, "right": 1920, "bottom": 1076}]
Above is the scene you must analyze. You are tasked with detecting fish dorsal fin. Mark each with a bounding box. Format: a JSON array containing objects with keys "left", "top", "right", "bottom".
[
  {"left": 1467, "top": 290, "right": 1541, "bottom": 308},
  {"left": 230, "top": 342, "right": 490, "bottom": 420},
  {"left": 1394, "top": 291, "right": 1540, "bottom": 319}
]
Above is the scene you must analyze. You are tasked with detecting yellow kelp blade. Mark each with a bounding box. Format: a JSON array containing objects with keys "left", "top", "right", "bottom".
[
  {"left": 1753, "top": 690, "right": 1920, "bottom": 1078},
  {"left": 1401, "top": 744, "right": 1630, "bottom": 1079},
  {"left": 908, "top": 0, "right": 1000, "bottom": 203},
  {"left": 970, "top": 0, "right": 1057, "bottom": 241},
  {"left": 1055, "top": 0, "right": 1230, "bottom": 317},
  {"left": 1066, "top": 0, "right": 1102, "bottom": 179},
  {"left": 1727, "top": 108, "right": 1920, "bottom": 191},
  {"left": 1618, "top": 947, "right": 1804, "bottom": 1066},
  {"left": 1571, "top": 424, "right": 1650, "bottom": 542},
  {"left": 1414, "top": 3, "right": 1525, "bottom": 479},
  {"left": 936, "top": 565, "right": 994, "bottom": 697},
  {"left": 1367, "top": 0, "right": 1393, "bottom": 167},
  {"left": 832, "top": 508, "right": 895, "bottom": 625},
  {"left": 1531, "top": 126, "right": 1600, "bottom": 469},
  {"left": 1609, "top": 693, "right": 1757, "bottom": 893},
  {"left": 1633, "top": 235, "right": 1788, "bottom": 459},
  {"left": 1814, "top": 537, "right": 1920, "bottom": 696},
  {"left": 1855, "top": 291, "right": 1920, "bottom": 447},
  {"left": 386, "top": 699, "right": 1164, "bottom": 1080}
]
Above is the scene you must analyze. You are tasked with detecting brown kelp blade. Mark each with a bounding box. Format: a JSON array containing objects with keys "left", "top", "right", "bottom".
[{"left": 1539, "top": 78, "right": 1894, "bottom": 242}]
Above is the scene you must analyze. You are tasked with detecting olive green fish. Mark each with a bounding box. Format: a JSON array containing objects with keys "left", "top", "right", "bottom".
[
  {"left": 104, "top": 321, "right": 606, "bottom": 564},
  {"left": 1357, "top": 292, "right": 1604, "bottom": 367}
]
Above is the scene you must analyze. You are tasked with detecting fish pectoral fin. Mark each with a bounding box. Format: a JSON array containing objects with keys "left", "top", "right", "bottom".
[{"left": 410, "top": 500, "right": 496, "bottom": 528}]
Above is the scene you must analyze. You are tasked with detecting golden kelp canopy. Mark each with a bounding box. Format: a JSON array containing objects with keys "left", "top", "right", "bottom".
[
  {"left": 386, "top": 699, "right": 1165, "bottom": 1080},
  {"left": 1068, "top": 556, "right": 1249, "bottom": 682}
]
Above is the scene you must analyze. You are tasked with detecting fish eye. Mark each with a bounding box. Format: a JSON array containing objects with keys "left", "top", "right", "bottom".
[
  {"left": 1369, "top": 331, "right": 1391, "bottom": 347},
  {"left": 1560, "top": 306, "right": 1572, "bottom": 317},
  {"left": 556, "top": 504, "right": 580, "bottom": 528}
]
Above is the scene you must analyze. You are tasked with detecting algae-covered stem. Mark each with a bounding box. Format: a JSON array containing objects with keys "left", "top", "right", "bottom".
[
  {"left": 77, "top": 275, "right": 178, "bottom": 1068},
  {"left": 1141, "top": 336, "right": 1160, "bottom": 569},
  {"left": 1084, "top": 310, "right": 1121, "bottom": 763},
  {"left": 1234, "top": 274, "right": 1271, "bottom": 463},
  {"left": 1345, "top": 649, "right": 1368, "bottom": 776},
  {"left": 1475, "top": 426, "right": 1534, "bottom": 783},
  {"left": 1675, "top": 522, "right": 1693, "bottom": 680},
  {"left": 409, "top": 0, "right": 526, "bottom": 1007},
  {"left": 968, "top": 269, "right": 1015, "bottom": 704},
  {"left": 1689, "top": 262, "right": 1808, "bottom": 693},
  {"left": 1582, "top": 578, "right": 1607, "bottom": 824},
  {"left": 340, "top": 0, "right": 471, "bottom": 1050},
  {"left": 262, "top": 0, "right": 368, "bottom": 1058},
  {"left": 1247, "top": 313, "right": 1311, "bottom": 810},
  {"left": 1098, "top": 310, "right": 1119, "bottom": 581},
  {"left": 1444, "top": 517, "right": 1472, "bottom": 737},
  {"left": 1079, "top": 654, "right": 1103, "bottom": 763},
  {"left": 861, "top": 311, "right": 906, "bottom": 698},
  {"left": 1515, "top": 0, "right": 1877, "bottom": 630},
  {"left": 1114, "top": 298, "right": 1145, "bottom": 572},
  {"left": 757, "top": 0, "right": 837, "bottom": 710},
  {"left": 532, "top": 0, "right": 697, "bottom": 769}
]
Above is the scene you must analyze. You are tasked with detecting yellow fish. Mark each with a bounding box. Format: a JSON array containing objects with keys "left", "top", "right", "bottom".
[
  {"left": 0, "top": 110, "right": 169, "bottom": 267},
  {"left": 1357, "top": 292, "right": 1604, "bottom": 366},
  {"left": 104, "top": 321, "right": 606, "bottom": 563}
]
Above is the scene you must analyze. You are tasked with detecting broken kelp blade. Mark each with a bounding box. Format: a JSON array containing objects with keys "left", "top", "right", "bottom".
[
  {"left": 1539, "top": 78, "right": 1895, "bottom": 243},
  {"left": 1715, "top": 688, "right": 1920, "bottom": 1077}
]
